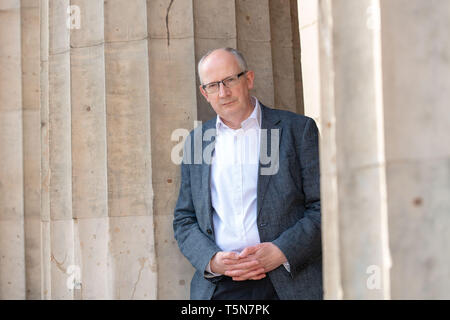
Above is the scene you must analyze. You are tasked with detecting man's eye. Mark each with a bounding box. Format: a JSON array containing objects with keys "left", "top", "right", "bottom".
[
  {"left": 224, "top": 77, "right": 237, "bottom": 86},
  {"left": 207, "top": 83, "right": 218, "bottom": 90}
]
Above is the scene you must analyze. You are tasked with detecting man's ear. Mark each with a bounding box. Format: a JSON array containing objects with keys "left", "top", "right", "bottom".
[
  {"left": 199, "top": 85, "right": 209, "bottom": 102},
  {"left": 245, "top": 70, "right": 255, "bottom": 90}
]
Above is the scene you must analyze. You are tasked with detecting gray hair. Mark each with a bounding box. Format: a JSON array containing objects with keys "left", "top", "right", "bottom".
[{"left": 197, "top": 47, "right": 248, "bottom": 84}]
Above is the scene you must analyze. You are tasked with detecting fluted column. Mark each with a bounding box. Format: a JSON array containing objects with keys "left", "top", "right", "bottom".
[
  {"left": 298, "top": 0, "right": 320, "bottom": 125},
  {"left": 380, "top": 0, "right": 450, "bottom": 299},
  {"left": 104, "top": 0, "right": 157, "bottom": 299},
  {"left": 70, "top": 0, "right": 110, "bottom": 299},
  {"left": 316, "top": 0, "right": 450, "bottom": 299},
  {"left": 147, "top": 0, "right": 198, "bottom": 299},
  {"left": 21, "top": 0, "right": 42, "bottom": 300},
  {"left": 0, "top": 0, "right": 25, "bottom": 299},
  {"left": 318, "top": 0, "right": 390, "bottom": 299},
  {"left": 236, "top": 0, "right": 274, "bottom": 107},
  {"left": 193, "top": 0, "right": 237, "bottom": 122},
  {"left": 269, "top": 0, "right": 302, "bottom": 113},
  {"left": 0, "top": 0, "right": 303, "bottom": 299},
  {"left": 47, "top": 0, "right": 75, "bottom": 299},
  {"left": 39, "top": 0, "right": 51, "bottom": 300}
]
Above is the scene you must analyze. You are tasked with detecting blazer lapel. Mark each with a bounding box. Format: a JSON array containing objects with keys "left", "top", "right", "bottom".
[
  {"left": 200, "top": 121, "right": 216, "bottom": 221},
  {"left": 257, "top": 105, "right": 282, "bottom": 216}
]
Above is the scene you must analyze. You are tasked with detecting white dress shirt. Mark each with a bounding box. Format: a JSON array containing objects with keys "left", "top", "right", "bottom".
[
  {"left": 206, "top": 97, "right": 289, "bottom": 276},
  {"left": 211, "top": 97, "right": 262, "bottom": 253}
]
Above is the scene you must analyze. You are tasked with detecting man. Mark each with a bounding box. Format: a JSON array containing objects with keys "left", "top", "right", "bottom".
[{"left": 173, "top": 48, "right": 322, "bottom": 300}]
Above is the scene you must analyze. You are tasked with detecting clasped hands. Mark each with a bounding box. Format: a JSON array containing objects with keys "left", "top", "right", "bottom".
[{"left": 210, "top": 242, "right": 287, "bottom": 281}]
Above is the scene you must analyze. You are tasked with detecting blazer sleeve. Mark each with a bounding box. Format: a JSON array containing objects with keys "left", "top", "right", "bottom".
[
  {"left": 173, "top": 142, "right": 222, "bottom": 279},
  {"left": 272, "top": 117, "right": 322, "bottom": 278}
]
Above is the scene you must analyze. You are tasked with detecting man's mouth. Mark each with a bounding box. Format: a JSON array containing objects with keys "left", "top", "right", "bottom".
[{"left": 222, "top": 100, "right": 235, "bottom": 106}]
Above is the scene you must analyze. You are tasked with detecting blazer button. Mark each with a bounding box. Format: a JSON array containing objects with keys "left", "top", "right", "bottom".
[{"left": 206, "top": 228, "right": 212, "bottom": 235}]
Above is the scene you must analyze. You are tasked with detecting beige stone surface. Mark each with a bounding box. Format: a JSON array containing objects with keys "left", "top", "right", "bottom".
[
  {"left": 0, "top": 0, "right": 320, "bottom": 299},
  {"left": 0, "top": 220, "right": 26, "bottom": 299},
  {"left": 70, "top": 0, "right": 104, "bottom": 47},
  {"left": 193, "top": 0, "right": 237, "bottom": 122},
  {"left": 48, "top": 50, "right": 72, "bottom": 221},
  {"left": 108, "top": 216, "right": 157, "bottom": 299},
  {"left": 148, "top": 1, "right": 198, "bottom": 297},
  {"left": 76, "top": 217, "right": 111, "bottom": 299},
  {"left": 319, "top": 0, "right": 390, "bottom": 299},
  {"left": 71, "top": 44, "right": 108, "bottom": 220},
  {"left": 380, "top": 0, "right": 450, "bottom": 299},
  {"left": 236, "top": 0, "right": 274, "bottom": 107},
  {"left": 22, "top": 1, "right": 42, "bottom": 299},
  {"left": 49, "top": 219, "right": 76, "bottom": 299},
  {"left": 104, "top": 0, "right": 147, "bottom": 42},
  {"left": 269, "top": 0, "right": 299, "bottom": 113},
  {"left": 298, "top": 19, "right": 320, "bottom": 123},
  {"left": 48, "top": 0, "right": 69, "bottom": 55},
  {"left": 386, "top": 160, "right": 450, "bottom": 299},
  {"left": 0, "top": 0, "right": 25, "bottom": 300},
  {"left": 105, "top": 40, "right": 152, "bottom": 218},
  {"left": 40, "top": 0, "right": 52, "bottom": 300},
  {"left": 317, "top": 0, "right": 341, "bottom": 299}
]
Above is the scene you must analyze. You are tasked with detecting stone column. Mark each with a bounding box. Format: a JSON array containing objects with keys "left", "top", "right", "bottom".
[
  {"left": 147, "top": 0, "right": 198, "bottom": 299},
  {"left": 298, "top": 0, "right": 320, "bottom": 125},
  {"left": 193, "top": 0, "right": 237, "bottom": 122},
  {"left": 105, "top": 0, "right": 157, "bottom": 299},
  {"left": 316, "top": 0, "right": 450, "bottom": 299},
  {"left": 47, "top": 0, "right": 75, "bottom": 299},
  {"left": 40, "top": 0, "right": 51, "bottom": 300},
  {"left": 21, "top": 0, "right": 42, "bottom": 300},
  {"left": 0, "top": 0, "right": 25, "bottom": 299},
  {"left": 380, "top": 0, "right": 450, "bottom": 299},
  {"left": 70, "top": 0, "right": 110, "bottom": 299},
  {"left": 0, "top": 0, "right": 303, "bottom": 299},
  {"left": 269, "top": 0, "right": 302, "bottom": 113},
  {"left": 236, "top": 0, "right": 274, "bottom": 108},
  {"left": 318, "top": 0, "right": 390, "bottom": 299}
]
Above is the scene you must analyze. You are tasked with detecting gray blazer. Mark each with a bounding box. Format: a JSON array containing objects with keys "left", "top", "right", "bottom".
[{"left": 173, "top": 104, "right": 323, "bottom": 300}]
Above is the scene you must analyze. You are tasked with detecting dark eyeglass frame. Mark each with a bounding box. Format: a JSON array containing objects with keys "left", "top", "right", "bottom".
[{"left": 202, "top": 71, "right": 247, "bottom": 93}]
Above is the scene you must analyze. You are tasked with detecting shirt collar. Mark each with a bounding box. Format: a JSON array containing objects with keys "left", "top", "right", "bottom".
[{"left": 215, "top": 96, "right": 261, "bottom": 132}]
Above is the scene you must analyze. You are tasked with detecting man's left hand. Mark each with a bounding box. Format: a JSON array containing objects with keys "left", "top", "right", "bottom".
[{"left": 224, "top": 242, "right": 288, "bottom": 281}]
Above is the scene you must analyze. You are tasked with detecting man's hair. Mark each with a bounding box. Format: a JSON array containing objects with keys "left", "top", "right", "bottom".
[{"left": 197, "top": 47, "right": 248, "bottom": 84}]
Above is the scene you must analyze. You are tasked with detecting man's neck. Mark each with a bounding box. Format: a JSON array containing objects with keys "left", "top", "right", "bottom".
[{"left": 219, "top": 98, "right": 255, "bottom": 130}]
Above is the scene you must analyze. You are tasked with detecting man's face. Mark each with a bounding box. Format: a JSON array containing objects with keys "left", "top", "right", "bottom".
[{"left": 199, "top": 50, "right": 255, "bottom": 127}]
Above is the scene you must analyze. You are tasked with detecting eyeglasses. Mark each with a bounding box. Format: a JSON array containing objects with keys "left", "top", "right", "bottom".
[{"left": 202, "top": 71, "right": 247, "bottom": 94}]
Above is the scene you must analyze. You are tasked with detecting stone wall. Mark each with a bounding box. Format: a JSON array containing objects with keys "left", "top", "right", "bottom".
[{"left": 0, "top": 0, "right": 302, "bottom": 299}]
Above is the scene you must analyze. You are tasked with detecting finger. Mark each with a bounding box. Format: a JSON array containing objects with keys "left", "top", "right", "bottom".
[
  {"left": 225, "top": 260, "right": 260, "bottom": 271},
  {"left": 250, "top": 273, "right": 267, "bottom": 280},
  {"left": 231, "top": 268, "right": 266, "bottom": 281},
  {"left": 239, "top": 245, "right": 259, "bottom": 259},
  {"left": 221, "top": 251, "right": 239, "bottom": 260},
  {"left": 223, "top": 256, "right": 258, "bottom": 265},
  {"left": 234, "top": 273, "right": 266, "bottom": 281},
  {"left": 225, "top": 267, "right": 265, "bottom": 278}
]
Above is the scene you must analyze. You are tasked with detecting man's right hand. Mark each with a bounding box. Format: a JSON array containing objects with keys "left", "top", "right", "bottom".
[{"left": 210, "top": 251, "right": 266, "bottom": 281}]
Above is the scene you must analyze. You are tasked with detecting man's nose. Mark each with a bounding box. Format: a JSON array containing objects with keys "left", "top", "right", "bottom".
[{"left": 218, "top": 82, "right": 230, "bottom": 97}]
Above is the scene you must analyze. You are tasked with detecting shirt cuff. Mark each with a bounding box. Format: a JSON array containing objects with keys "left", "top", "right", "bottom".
[
  {"left": 283, "top": 261, "right": 291, "bottom": 273},
  {"left": 205, "top": 261, "right": 223, "bottom": 278}
]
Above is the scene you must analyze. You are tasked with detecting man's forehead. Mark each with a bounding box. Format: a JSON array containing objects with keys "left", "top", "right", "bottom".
[{"left": 200, "top": 50, "right": 240, "bottom": 81}]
